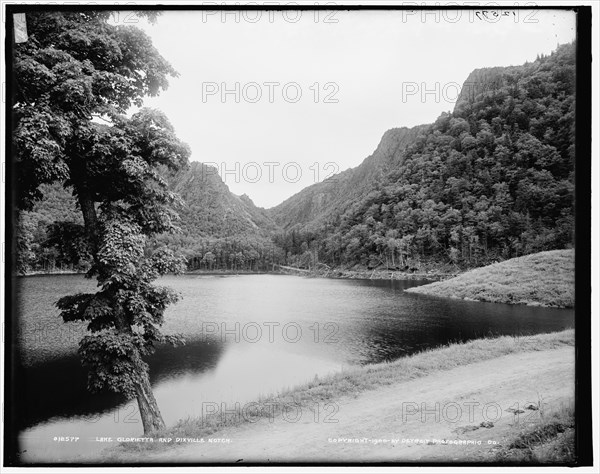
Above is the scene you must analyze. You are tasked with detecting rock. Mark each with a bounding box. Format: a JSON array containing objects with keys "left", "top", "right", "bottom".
[
  {"left": 454, "top": 425, "right": 480, "bottom": 434},
  {"left": 480, "top": 421, "right": 494, "bottom": 428}
]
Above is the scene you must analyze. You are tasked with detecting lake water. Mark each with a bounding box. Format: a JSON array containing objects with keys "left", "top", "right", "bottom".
[{"left": 12, "top": 274, "right": 574, "bottom": 462}]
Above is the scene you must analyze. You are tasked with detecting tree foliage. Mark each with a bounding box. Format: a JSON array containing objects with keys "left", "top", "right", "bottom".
[
  {"left": 13, "top": 11, "right": 190, "bottom": 433},
  {"left": 277, "top": 43, "right": 576, "bottom": 271}
]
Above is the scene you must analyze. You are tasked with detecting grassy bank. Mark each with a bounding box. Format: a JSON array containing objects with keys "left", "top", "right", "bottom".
[
  {"left": 108, "top": 329, "right": 574, "bottom": 458},
  {"left": 495, "top": 401, "right": 575, "bottom": 463},
  {"left": 406, "top": 249, "right": 574, "bottom": 308}
]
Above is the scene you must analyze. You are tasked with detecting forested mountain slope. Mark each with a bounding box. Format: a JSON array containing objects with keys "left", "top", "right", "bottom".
[
  {"left": 155, "top": 162, "right": 282, "bottom": 270},
  {"left": 166, "top": 162, "right": 278, "bottom": 238},
  {"left": 275, "top": 43, "right": 575, "bottom": 270},
  {"left": 16, "top": 43, "right": 576, "bottom": 274},
  {"left": 269, "top": 125, "right": 429, "bottom": 231},
  {"left": 16, "top": 163, "right": 282, "bottom": 272}
]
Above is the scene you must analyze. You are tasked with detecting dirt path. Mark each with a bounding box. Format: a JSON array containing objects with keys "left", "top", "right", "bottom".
[{"left": 117, "top": 346, "right": 573, "bottom": 463}]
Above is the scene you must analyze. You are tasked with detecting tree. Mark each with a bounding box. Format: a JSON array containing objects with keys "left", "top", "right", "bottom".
[
  {"left": 15, "top": 214, "right": 37, "bottom": 273},
  {"left": 12, "top": 11, "right": 191, "bottom": 434},
  {"left": 44, "top": 221, "right": 91, "bottom": 268},
  {"left": 202, "top": 251, "right": 216, "bottom": 270}
]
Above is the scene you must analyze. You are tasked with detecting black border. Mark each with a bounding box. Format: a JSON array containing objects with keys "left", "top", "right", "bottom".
[
  {"left": 3, "top": 3, "right": 593, "bottom": 468},
  {"left": 573, "top": 3, "right": 593, "bottom": 468}
]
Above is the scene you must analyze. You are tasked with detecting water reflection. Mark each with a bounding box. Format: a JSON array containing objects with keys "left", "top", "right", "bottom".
[
  {"left": 14, "top": 274, "right": 574, "bottom": 462},
  {"left": 18, "top": 340, "right": 340, "bottom": 462}
]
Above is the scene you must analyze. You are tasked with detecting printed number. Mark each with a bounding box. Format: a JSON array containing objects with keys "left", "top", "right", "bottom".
[
  {"left": 323, "top": 402, "right": 339, "bottom": 423},
  {"left": 323, "top": 322, "right": 339, "bottom": 343}
]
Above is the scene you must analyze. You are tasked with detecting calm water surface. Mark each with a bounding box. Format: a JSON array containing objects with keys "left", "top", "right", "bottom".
[{"left": 13, "top": 274, "right": 573, "bottom": 462}]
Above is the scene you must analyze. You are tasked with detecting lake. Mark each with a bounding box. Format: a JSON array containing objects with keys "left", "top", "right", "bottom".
[{"left": 12, "top": 274, "right": 574, "bottom": 462}]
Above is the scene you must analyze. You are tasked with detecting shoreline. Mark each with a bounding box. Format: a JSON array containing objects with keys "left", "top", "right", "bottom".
[
  {"left": 304, "top": 268, "right": 457, "bottom": 281},
  {"left": 18, "top": 268, "right": 459, "bottom": 282},
  {"left": 185, "top": 267, "right": 460, "bottom": 282},
  {"left": 103, "top": 329, "right": 574, "bottom": 463},
  {"left": 18, "top": 269, "right": 87, "bottom": 276}
]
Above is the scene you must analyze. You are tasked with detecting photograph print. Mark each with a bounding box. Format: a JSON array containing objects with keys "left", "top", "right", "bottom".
[{"left": 2, "top": 1, "right": 595, "bottom": 469}]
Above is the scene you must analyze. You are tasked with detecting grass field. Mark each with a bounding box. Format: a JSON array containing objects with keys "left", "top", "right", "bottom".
[{"left": 405, "top": 249, "right": 574, "bottom": 308}]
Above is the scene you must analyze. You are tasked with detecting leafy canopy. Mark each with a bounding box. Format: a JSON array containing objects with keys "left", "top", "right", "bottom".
[{"left": 13, "top": 11, "right": 191, "bottom": 398}]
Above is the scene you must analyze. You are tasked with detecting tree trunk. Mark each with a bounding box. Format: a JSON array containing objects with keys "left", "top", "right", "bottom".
[
  {"left": 77, "top": 189, "right": 100, "bottom": 256},
  {"left": 135, "top": 374, "right": 166, "bottom": 434},
  {"left": 114, "top": 308, "right": 166, "bottom": 435},
  {"left": 77, "top": 184, "right": 166, "bottom": 435}
]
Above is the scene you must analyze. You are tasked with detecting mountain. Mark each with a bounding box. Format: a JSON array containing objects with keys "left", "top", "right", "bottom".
[
  {"left": 16, "top": 43, "right": 576, "bottom": 274},
  {"left": 16, "top": 162, "right": 282, "bottom": 273},
  {"left": 273, "top": 43, "right": 576, "bottom": 271},
  {"left": 167, "top": 162, "right": 278, "bottom": 238},
  {"left": 154, "top": 162, "right": 282, "bottom": 271},
  {"left": 269, "top": 125, "right": 429, "bottom": 231}
]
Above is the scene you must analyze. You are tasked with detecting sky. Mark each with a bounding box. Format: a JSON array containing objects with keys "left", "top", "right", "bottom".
[{"left": 129, "top": 8, "right": 576, "bottom": 208}]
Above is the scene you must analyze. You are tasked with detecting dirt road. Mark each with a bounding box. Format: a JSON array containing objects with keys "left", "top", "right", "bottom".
[{"left": 115, "top": 346, "right": 573, "bottom": 463}]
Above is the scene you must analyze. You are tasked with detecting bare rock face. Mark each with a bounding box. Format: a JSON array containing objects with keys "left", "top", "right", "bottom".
[
  {"left": 268, "top": 124, "right": 429, "bottom": 231},
  {"left": 168, "top": 162, "right": 279, "bottom": 238},
  {"left": 453, "top": 66, "right": 510, "bottom": 113}
]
